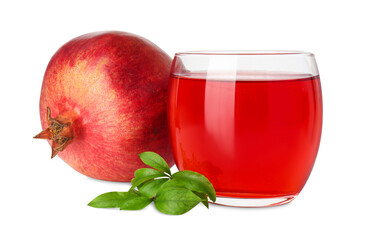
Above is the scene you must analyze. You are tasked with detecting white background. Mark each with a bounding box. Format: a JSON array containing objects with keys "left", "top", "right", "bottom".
[{"left": 1, "top": 0, "right": 365, "bottom": 239}]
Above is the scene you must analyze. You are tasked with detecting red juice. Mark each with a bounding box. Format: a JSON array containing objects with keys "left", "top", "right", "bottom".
[{"left": 168, "top": 72, "right": 322, "bottom": 198}]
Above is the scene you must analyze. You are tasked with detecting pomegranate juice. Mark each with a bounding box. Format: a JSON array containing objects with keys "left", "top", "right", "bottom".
[{"left": 168, "top": 72, "right": 322, "bottom": 198}]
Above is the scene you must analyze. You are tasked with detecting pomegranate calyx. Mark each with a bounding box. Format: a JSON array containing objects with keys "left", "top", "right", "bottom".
[{"left": 34, "top": 107, "right": 74, "bottom": 158}]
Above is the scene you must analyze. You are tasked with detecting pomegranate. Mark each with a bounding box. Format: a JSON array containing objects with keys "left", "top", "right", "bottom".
[{"left": 34, "top": 31, "right": 174, "bottom": 181}]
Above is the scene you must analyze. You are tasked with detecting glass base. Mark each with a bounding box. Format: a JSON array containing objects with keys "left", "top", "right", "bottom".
[{"left": 210, "top": 194, "right": 298, "bottom": 208}]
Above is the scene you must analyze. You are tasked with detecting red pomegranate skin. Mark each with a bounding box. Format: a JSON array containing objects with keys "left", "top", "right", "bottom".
[{"left": 38, "top": 31, "right": 174, "bottom": 181}]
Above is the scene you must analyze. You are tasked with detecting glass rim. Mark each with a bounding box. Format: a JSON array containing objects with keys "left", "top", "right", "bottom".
[{"left": 175, "top": 50, "right": 314, "bottom": 56}]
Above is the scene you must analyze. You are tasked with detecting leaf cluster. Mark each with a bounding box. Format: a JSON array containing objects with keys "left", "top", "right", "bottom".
[{"left": 88, "top": 152, "right": 216, "bottom": 215}]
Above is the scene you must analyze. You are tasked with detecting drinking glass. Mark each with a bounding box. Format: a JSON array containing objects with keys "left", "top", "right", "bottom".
[{"left": 168, "top": 51, "right": 322, "bottom": 207}]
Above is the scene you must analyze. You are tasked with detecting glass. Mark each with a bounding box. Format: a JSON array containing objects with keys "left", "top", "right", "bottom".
[{"left": 168, "top": 51, "right": 322, "bottom": 207}]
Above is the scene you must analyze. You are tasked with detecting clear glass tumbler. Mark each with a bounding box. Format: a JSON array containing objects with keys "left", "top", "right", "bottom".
[{"left": 168, "top": 51, "right": 322, "bottom": 207}]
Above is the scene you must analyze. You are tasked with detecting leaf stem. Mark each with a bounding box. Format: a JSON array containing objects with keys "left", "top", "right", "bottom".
[{"left": 164, "top": 172, "right": 172, "bottom": 178}]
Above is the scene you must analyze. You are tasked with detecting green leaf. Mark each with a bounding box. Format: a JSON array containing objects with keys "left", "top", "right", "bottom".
[
  {"left": 193, "top": 191, "right": 209, "bottom": 209},
  {"left": 119, "top": 195, "right": 153, "bottom": 210},
  {"left": 131, "top": 168, "right": 167, "bottom": 189},
  {"left": 135, "top": 179, "right": 151, "bottom": 190},
  {"left": 88, "top": 191, "right": 152, "bottom": 210},
  {"left": 87, "top": 192, "right": 132, "bottom": 208},
  {"left": 154, "top": 186, "right": 202, "bottom": 215},
  {"left": 158, "top": 180, "right": 209, "bottom": 208},
  {"left": 159, "top": 179, "right": 185, "bottom": 188},
  {"left": 172, "top": 170, "right": 216, "bottom": 202},
  {"left": 135, "top": 168, "right": 166, "bottom": 179},
  {"left": 139, "top": 178, "right": 169, "bottom": 198},
  {"left": 139, "top": 152, "right": 171, "bottom": 175}
]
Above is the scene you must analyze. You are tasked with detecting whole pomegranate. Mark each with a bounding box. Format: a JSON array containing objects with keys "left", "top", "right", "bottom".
[{"left": 34, "top": 31, "right": 173, "bottom": 181}]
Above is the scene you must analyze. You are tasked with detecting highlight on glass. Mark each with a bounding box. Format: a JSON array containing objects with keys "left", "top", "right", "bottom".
[{"left": 168, "top": 51, "right": 322, "bottom": 207}]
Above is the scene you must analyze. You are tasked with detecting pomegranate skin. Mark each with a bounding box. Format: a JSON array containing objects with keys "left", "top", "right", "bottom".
[{"left": 39, "top": 31, "right": 174, "bottom": 181}]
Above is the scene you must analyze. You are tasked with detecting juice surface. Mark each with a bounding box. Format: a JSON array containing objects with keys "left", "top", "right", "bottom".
[{"left": 168, "top": 72, "right": 322, "bottom": 198}]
